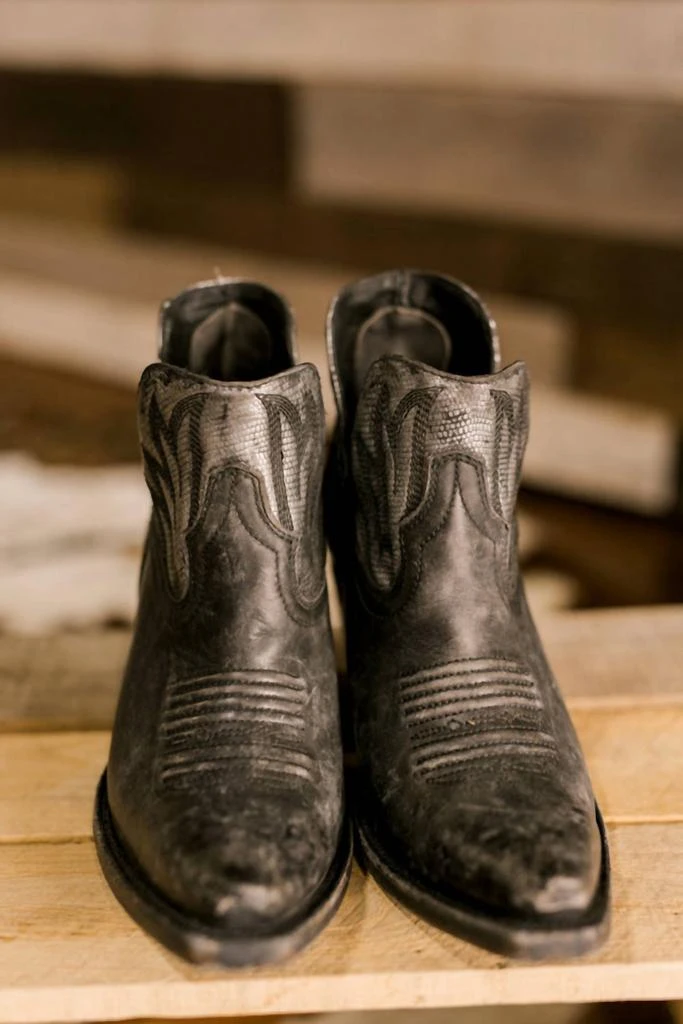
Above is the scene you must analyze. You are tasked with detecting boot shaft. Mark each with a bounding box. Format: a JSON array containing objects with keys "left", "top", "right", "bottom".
[
  {"left": 351, "top": 354, "right": 529, "bottom": 599},
  {"left": 138, "top": 361, "right": 327, "bottom": 611}
]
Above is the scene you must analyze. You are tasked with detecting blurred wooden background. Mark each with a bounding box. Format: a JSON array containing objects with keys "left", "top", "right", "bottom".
[{"left": 0, "top": 0, "right": 682, "bottom": 611}]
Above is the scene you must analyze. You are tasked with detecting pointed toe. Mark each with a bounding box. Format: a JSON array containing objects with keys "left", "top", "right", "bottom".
[
  {"left": 155, "top": 798, "right": 333, "bottom": 933},
  {"left": 418, "top": 775, "right": 603, "bottom": 922}
]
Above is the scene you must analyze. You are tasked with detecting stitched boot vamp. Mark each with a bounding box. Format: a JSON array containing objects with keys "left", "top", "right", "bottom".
[
  {"left": 107, "top": 363, "right": 344, "bottom": 930},
  {"left": 356, "top": 655, "right": 601, "bottom": 919}
]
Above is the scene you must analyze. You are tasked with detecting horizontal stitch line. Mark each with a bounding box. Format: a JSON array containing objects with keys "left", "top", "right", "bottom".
[
  {"left": 161, "top": 759, "right": 313, "bottom": 781},
  {"left": 400, "top": 660, "right": 527, "bottom": 687},
  {"left": 409, "top": 708, "right": 540, "bottom": 733},
  {"left": 161, "top": 727, "right": 304, "bottom": 751},
  {"left": 402, "top": 674, "right": 537, "bottom": 697},
  {"left": 405, "top": 695, "right": 543, "bottom": 723},
  {"left": 168, "top": 669, "right": 304, "bottom": 691},
  {"left": 417, "top": 744, "right": 556, "bottom": 773},
  {"left": 411, "top": 729, "right": 544, "bottom": 753},
  {"left": 401, "top": 672, "right": 534, "bottom": 698},
  {"left": 415, "top": 729, "right": 556, "bottom": 757},
  {"left": 166, "top": 685, "right": 305, "bottom": 707},
  {"left": 161, "top": 714, "right": 305, "bottom": 740},
  {"left": 423, "top": 756, "right": 555, "bottom": 781},
  {"left": 414, "top": 730, "right": 556, "bottom": 765},
  {"left": 402, "top": 667, "right": 534, "bottom": 686},
  {"left": 163, "top": 702, "right": 305, "bottom": 727},
  {"left": 162, "top": 710, "right": 305, "bottom": 730},
  {"left": 403, "top": 690, "right": 540, "bottom": 714},
  {"left": 398, "top": 653, "right": 525, "bottom": 675},
  {"left": 161, "top": 743, "right": 313, "bottom": 767}
]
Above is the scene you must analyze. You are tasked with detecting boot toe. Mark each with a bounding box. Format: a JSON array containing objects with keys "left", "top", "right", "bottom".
[
  {"left": 408, "top": 773, "right": 602, "bottom": 921},
  {"left": 157, "top": 800, "right": 331, "bottom": 933}
]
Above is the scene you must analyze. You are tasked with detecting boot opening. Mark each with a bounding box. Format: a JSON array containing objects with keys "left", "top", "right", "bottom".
[
  {"left": 160, "top": 280, "right": 294, "bottom": 382},
  {"left": 329, "top": 270, "right": 499, "bottom": 423}
]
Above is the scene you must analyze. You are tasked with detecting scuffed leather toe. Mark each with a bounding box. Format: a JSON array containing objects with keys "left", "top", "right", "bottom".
[
  {"left": 147, "top": 802, "right": 329, "bottom": 932},
  {"left": 432, "top": 792, "right": 598, "bottom": 919},
  {"left": 381, "top": 768, "right": 601, "bottom": 922}
]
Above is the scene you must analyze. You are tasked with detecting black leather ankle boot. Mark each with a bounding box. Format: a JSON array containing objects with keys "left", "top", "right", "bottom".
[
  {"left": 95, "top": 280, "right": 351, "bottom": 966},
  {"left": 326, "top": 270, "right": 609, "bottom": 959}
]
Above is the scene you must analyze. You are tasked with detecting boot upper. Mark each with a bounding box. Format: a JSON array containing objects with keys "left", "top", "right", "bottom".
[
  {"left": 107, "top": 281, "right": 344, "bottom": 934},
  {"left": 327, "top": 270, "right": 603, "bottom": 923}
]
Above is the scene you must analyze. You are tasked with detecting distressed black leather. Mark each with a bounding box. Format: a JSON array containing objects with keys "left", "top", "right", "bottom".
[
  {"left": 326, "top": 270, "right": 609, "bottom": 958},
  {"left": 96, "top": 280, "right": 349, "bottom": 966}
]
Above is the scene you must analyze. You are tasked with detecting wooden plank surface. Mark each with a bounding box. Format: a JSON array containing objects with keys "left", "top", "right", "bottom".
[
  {"left": 538, "top": 606, "right": 683, "bottom": 699},
  {"left": 0, "top": 630, "right": 128, "bottom": 732},
  {"left": 297, "top": 87, "right": 683, "bottom": 243},
  {"left": 1, "top": 606, "right": 682, "bottom": 1019},
  {"left": 0, "top": 826, "right": 681, "bottom": 1021},
  {"left": 525, "top": 388, "right": 677, "bottom": 516},
  {"left": 0, "top": 2, "right": 681, "bottom": 101}
]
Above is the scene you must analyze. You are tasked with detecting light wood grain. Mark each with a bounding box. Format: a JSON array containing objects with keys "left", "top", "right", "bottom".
[
  {"left": 0, "top": 732, "right": 108, "bottom": 843},
  {"left": 568, "top": 705, "right": 683, "bottom": 824},
  {"left": 540, "top": 606, "right": 683, "bottom": 700},
  {"left": 1, "top": 606, "right": 682, "bottom": 1019},
  {"left": 0, "top": 825, "right": 682, "bottom": 1021},
  {"left": 297, "top": 87, "right": 683, "bottom": 243},
  {"left": 0, "top": 629, "right": 127, "bottom": 732},
  {"left": 0, "top": 2, "right": 681, "bottom": 100},
  {"left": 2, "top": 699, "right": 681, "bottom": 844}
]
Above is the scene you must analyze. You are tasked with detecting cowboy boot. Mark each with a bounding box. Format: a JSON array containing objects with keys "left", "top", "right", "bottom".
[
  {"left": 95, "top": 279, "right": 351, "bottom": 966},
  {"left": 326, "top": 270, "right": 610, "bottom": 959}
]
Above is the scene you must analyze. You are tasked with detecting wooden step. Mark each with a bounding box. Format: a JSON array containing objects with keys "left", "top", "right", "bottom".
[
  {"left": 0, "top": 214, "right": 570, "bottom": 389},
  {"left": 0, "top": 2, "right": 681, "bottom": 101},
  {"left": 0, "top": 825, "right": 681, "bottom": 1022},
  {"left": 296, "top": 87, "right": 683, "bottom": 243},
  {"left": 1, "top": 601, "right": 683, "bottom": 1020}
]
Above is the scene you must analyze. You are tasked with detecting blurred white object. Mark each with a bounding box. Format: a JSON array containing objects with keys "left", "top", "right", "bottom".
[
  {"left": 0, "top": 453, "right": 148, "bottom": 555},
  {"left": 0, "top": 551, "right": 139, "bottom": 634},
  {"left": 0, "top": 454, "right": 148, "bottom": 634}
]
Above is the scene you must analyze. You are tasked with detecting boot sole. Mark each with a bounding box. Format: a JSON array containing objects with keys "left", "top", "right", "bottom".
[
  {"left": 355, "top": 796, "right": 610, "bottom": 960},
  {"left": 94, "top": 770, "right": 353, "bottom": 967}
]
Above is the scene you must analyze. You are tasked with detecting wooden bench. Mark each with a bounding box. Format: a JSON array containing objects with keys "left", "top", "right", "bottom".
[{"left": 1, "top": 605, "right": 682, "bottom": 1021}]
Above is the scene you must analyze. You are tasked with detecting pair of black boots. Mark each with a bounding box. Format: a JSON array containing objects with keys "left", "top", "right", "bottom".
[{"left": 95, "top": 271, "right": 610, "bottom": 967}]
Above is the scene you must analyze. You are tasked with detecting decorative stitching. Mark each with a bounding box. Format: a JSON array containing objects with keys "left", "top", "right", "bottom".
[
  {"left": 396, "top": 656, "right": 556, "bottom": 784},
  {"left": 139, "top": 369, "right": 325, "bottom": 607},
  {"left": 156, "top": 670, "right": 313, "bottom": 790},
  {"left": 402, "top": 691, "right": 542, "bottom": 715},
  {"left": 351, "top": 361, "right": 527, "bottom": 611}
]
